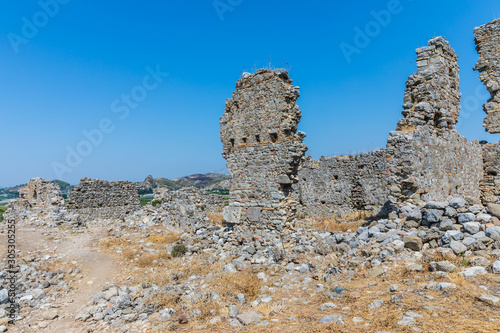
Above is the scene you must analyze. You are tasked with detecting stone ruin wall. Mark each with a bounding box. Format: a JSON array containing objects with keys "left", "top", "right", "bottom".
[
  {"left": 67, "top": 178, "right": 140, "bottom": 221},
  {"left": 296, "top": 151, "right": 390, "bottom": 218},
  {"left": 130, "top": 186, "right": 225, "bottom": 231},
  {"left": 387, "top": 37, "right": 483, "bottom": 206},
  {"left": 4, "top": 177, "right": 73, "bottom": 226},
  {"left": 474, "top": 18, "right": 500, "bottom": 134},
  {"left": 480, "top": 142, "right": 500, "bottom": 205},
  {"left": 220, "top": 69, "right": 308, "bottom": 229},
  {"left": 474, "top": 19, "right": 500, "bottom": 205},
  {"left": 221, "top": 36, "right": 486, "bottom": 223},
  {"left": 387, "top": 129, "right": 482, "bottom": 205}
]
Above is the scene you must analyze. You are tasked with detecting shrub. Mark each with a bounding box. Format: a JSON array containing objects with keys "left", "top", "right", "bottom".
[
  {"left": 0, "top": 206, "right": 5, "bottom": 223},
  {"left": 151, "top": 199, "right": 161, "bottom": 207},
  {"left": 171, "top": 244, "right": 187, "bottom": 257}
]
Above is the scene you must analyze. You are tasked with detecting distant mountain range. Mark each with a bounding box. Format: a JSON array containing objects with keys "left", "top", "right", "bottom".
[
  {"left": 0, "top": 173, "right": 231, "bottom": 197},
  {"left": 137, "top": 173, "right": 231, "bottom": 194}
]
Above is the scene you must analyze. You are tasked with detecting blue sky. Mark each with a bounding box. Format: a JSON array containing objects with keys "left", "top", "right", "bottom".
[{"left": 0, "top": 0, "right": 498, "bottom": 187}]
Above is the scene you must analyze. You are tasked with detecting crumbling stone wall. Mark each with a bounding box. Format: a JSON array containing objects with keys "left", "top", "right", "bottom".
[
  {"left": 220, "top": 69, "right": 308, "bottom": 228},
  {"left": 474, "top": 18, "right": 500, "bottom": 133},
  {"left": 296, "top": 151, "right": 390, "bottom": 217},
  {"left": 4, "top": 178, "right": 77, "bottom": 226},
  {"left": 221, "top": 37, "right": 488, "bottom": 222},
  {"left": 387, "top": 128, "right": 483, "bottom": 205},
  {"left": 387, "top": 37, "right": 483, "bottom": 205},
  {"left": 67, "top": 178, "right": 140, "bottom": 221},
  {"left": 481, "top": 142, "right": 500, "bottom": 204},
  {"left": 396, "top": 37, "right": 461, "bottom": 131},
  {"left": 125, "top": 186, "right": 225, "bottom": 232}
]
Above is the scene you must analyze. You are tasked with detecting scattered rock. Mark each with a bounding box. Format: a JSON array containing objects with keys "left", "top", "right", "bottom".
[{"left": 237, "top": 311, "right": 262, "bottom": 325}]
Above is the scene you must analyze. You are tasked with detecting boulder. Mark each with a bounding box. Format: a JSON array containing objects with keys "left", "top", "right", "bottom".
[{"left": 403, "top": 235, "right": 423, "bottom": 251}]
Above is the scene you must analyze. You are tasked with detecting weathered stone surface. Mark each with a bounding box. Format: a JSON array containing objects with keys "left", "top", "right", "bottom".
[
  {"left": 236, "top": 311, "right": 262, "bottom": 325},
  {"left": 450, "top": 240, "right": 467, "bottom": 254},
  {"left": 220, "top": 69, "right": 307, "bottom": 228},
  {"left": 429, "top": 261, "right": 457, "bottom": 273},
  {"left": 42, "top": 309, "right": 59, "bottom": 320},
  {"left": 474, "top": 18, "right": 500, "bottom": 134},
  {"left": 403, "top": 235, "right": 423, "bottom": 251},
  {"left": 67, "top": 178, "right": 140, "bottom": 221},
  {"left": 487, "top": 203, "right": 500, "bottom": 219},
  {"left": 246, "top": 207, "right": 262, "bottom": 223},
  {"left": 319, "top": 314, "right": 344, "bottom": 324},
  {"left": 297, "top": 151, "right": 390, "bottom": 218},
  {"left": 426, "top": 209, "right": 444, "bottom": 223},
  {"left": 479, "top": 294, "right": 500, "bottom": 306},
  {"left": 461, "top": 266, "right": 487, "bottom": 278},
  {"left": 223, "top": 206, "right": 242, "bottom": 224},
  {"left": 387, "top": 37, "right": 483, "bottom": 205},
  {"left": 4, "top": 178, "right": 78, "bottom": 227}
]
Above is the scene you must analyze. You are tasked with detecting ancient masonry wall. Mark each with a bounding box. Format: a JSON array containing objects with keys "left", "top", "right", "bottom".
[
  {"left": 474, "top": 18, "right": 500, "bottom": 133},
  {"left": 67, "top": 178, "right": 140, "bottom": 221},
  {"left": 480, "top": 142, "right": 500, "bottom": 205},
  {"left": 4, "top": 178, "right": 71, "bottom": 226},
  {"left": 387, "top": 37, "right": 483, "bottom": 205},
  {"left": 220, "top": 69, "right": 308, "bottom": 228},
  {"left": 145, "top": 187, "right": 224, "bottom": 231},
  {"left": 220, "top": 34, "right": 492, "bottom": 221},
  {"left": 387, "top": 128, "right": 483, "bottom": 205},
  {"left": 296, "top": 151, "right": 390, "bottom": 217}
]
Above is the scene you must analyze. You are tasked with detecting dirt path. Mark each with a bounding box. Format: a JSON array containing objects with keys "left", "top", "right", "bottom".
[{"left": 17, "top": 226, "right": 119, "bottom": 333}]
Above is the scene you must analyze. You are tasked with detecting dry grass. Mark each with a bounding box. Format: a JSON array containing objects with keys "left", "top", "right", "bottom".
[
  {"left": 305, "top": 210, "right": 372, "bottom": 233},
  {"left": 399, "top": 124, "right": 417, "bottom": 133},
  {"left": 136, "top": 251, "right": 170, "bottom": 267},
  {"left": 206, "top": 212, "right": 224, "bottom": 226},
  {"left": 145, "top": 289, "right": 181, "bottom": 309},
  {"left": 99, "top": 236, "right": 130, "bottom": 248},
  {"left": 256, "top": 303, "right": 284, "bottom": 319},
  {"left": 208, "top": 270, "right": 261, "bottom": 301},
  {"left": 121, "top": 248, "right": 136, "bottom": 260},
  {"left": 146, "top": 232, "right": 180, "bottom": 245},
  {"left": 140, "top": 255, "right": 500, "bottom": 333},
  {"left": 144, "top": 270, "right": 171, "bottom": 287},
  {"left": 447, "top": 272, "right": 466, "bottom": 286}
]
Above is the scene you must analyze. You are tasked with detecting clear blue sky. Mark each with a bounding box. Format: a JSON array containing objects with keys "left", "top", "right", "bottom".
[{"left": 0, "top": 0, "right": 498, "bottom": 187}]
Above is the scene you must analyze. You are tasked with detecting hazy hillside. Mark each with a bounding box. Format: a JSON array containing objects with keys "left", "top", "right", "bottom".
[
  {"left": 138, "top": 173, "right": 231, "bottom": 194},
  {"left": 1, "top": 174, "right": 231, "bottom": 198}
]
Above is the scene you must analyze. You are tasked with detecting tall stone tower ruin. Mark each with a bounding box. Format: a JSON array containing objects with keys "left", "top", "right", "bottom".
[{"left": 220, "top": 69, "right": 308, "bottom": 228}]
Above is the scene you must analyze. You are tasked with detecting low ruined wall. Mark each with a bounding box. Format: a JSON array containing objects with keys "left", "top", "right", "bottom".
[
  {"left": 4, "top": 178, "right": 77, "bottom": 226},
  {"left": 481, "top": 142, "right": 500, "bottom": 204},
  {"left": 296, "top": 150, "right": 390, "bottom": 217},
  {"left": 387, "top": 128, "right": 483, "bottom": 205},
  {"left": 67, "top": 178, "right": 140, "bottom": 221},
  {"left": 474, "top": 18, "right": 500, "bottom": 133},
  {"left": 125, "top": 187, "right": 225, "bottom": 231}
]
